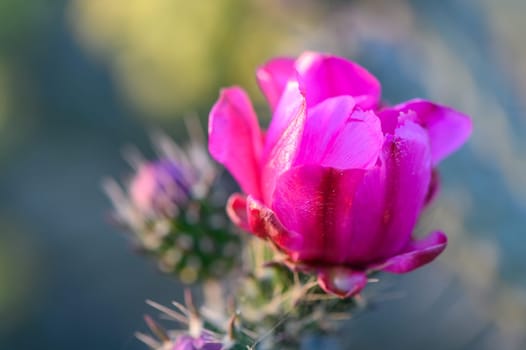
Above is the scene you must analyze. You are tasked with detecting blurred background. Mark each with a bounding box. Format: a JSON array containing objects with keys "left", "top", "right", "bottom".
[{"left": 0, "top": 0, "right": 525, "bottom": 349}]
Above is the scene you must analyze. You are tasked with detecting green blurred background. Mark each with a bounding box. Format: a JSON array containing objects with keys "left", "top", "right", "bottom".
[{"left": 0, "top": 0, "right": 525, "bottom": 349}]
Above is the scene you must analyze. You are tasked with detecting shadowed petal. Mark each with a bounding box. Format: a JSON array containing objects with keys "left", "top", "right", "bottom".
[
  {"left": 294, "top": 96, "right": 383, "bottom": 170},
  {"left": 425, "top": 169, "right": 441, "bottom": 206},
  {"left": 272, "top": 165, "right": 366, "bottom": 263},
  {"left": 317, "top": 268, "right": 367, "bottom": 298},
  {"left": 209, "top": 87, "right": 263, "bottom": 199},
  {"left": 295, "top": 51, "right": 381, "bottom": 109},
  {"left": 347, "top": 121, "right": 432, "bottom": 263},
  {"left": 256, "top": 57, "right": 296, "bottom": 111},
  {"left": 378, "top": 231, "right": 448, "bottom": 273},
  {"left": 379, "top": 99, "right": 472, "bottom": 165},
  {"left": 226, "top": 193, "right": 302, "bottom": 251},
  {"left": 226, "top": 193, "right": 251, "bottom": 233},
  {"left": 247, "top": 196, "right": 303, "bottom": 253}
]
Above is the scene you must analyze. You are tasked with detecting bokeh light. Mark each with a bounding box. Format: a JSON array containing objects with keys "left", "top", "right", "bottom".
[{"left": 69, "top": 0, "right": 317, "bottom": 119}]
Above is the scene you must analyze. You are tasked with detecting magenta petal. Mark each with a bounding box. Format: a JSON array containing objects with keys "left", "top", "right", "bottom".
[
  {"left": 295, "top": 51, "right": 381, "bottom": 109},
  {"left": 272, "top": 165, "right": 366, "bottom": 263},
  {"left": 227, "top": 193, "right": 301, "bottom": 247},
  {"left": 347, "top": 121, "right": 432, "bottom": 263},
  {"left": 294, "top": 96, "right": 383, "bottom": 170},
  {"left": 263, "top": 82, "right": 306, "bottom": 156},
  {"left": 208, "top": 87, "right": 263, "bottom": 199},
  {"left": 379, "top": 231, "right": 448, "bottom": 273},
  {"left": 376, "top": 106, "right": 400, "bottom": 135},
  {"left": 226, "top": 193, "right": 251, "bottom": 232},
  {"left": 261, "top": 82, "right": 307, "bottom": 203},
  {"left": 380, "top": 99, "right": 472, "bottom": 165},
  {"left": 256, "top": 57, "right": 296, "bottom": 111},
  {"left": 245, "top": 196, "right": 303, "bottom": 253},
  {"left": 424, "top": 169, "right": 441, "bottom": 206},
  {"left": 318, "top": 268, "right": 367, "bottom": 298}
]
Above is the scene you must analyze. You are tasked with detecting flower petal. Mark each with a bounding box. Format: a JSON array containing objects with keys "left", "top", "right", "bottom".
[
  {"left": 379, "top": 99, "right": 472, "bottom": 165},
  {"left": 260, "top": 82, "right": 307, "bottom": 203},
  {"left": 295, "top": 51, "right": 381, "bottom": 109},
  {"left": 256, "top": 57, "right": 296, "bottom": 111},
  {"left": 424, "top": 169, "right": 441, "bottom": 206},
  {"left": 226, "top": 193, "right": 251, "bottom": 233},
  {"left": 378, "top": 231, "right": 447, "bottom": 273},
  {"left": 317, "top": 268, "right": 367, "bottom": 298},
  {"left": 226, "top": 193, "right": 303, "bottom": 251},
  {"left": 208, "top": 87, "right": 263, "bottom": 199},
  {"left": 347, "top": 120, "right": 432, "bottom": 264},
  {"left": 247, "top": 195, "right": 303, "bottom": 253},
  {"left": 272, "top": 165, "right": 366, "bottom": 263},
  {"left": 294, "top": 96, "right": 383, "bottom": 170}
]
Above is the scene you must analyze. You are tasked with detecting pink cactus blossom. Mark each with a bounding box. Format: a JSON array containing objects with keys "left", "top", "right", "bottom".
[{"left": 208, "top": 51, "right": 472, "bottom": 297}]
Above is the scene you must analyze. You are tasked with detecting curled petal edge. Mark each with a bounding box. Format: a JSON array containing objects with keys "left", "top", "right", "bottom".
[
  {"left": 373, "top": 231, "right": 448, "bottom": 274},
  {"left": 226, "top": 193, "right": 251, "bottom": 233},
  {"left": 226, "top": 193, "right": 303, "bottom": 252},
  {"left": 317, "top": 268, "right": 368, "bottom": 298}
]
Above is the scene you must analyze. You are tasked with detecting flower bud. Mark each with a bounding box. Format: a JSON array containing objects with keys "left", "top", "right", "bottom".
[
  {"left": 106, "top": 132, "right": 241, "bottom": 283},
  {"left": 130, "top": 159, "right": 192, "bottom": 217},
  {"left": 169, "top": 334, "right": 223, "bottom": 350}
]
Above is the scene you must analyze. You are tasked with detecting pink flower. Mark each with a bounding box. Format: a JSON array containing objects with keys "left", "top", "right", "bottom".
[{"left": 208, "top": 51, "right": 472, "bottom": 297}]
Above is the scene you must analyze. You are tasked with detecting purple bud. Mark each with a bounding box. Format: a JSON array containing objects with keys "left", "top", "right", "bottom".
[
  {"left": 130, "top": 159, "right": 193, "bottom": 215},
  {"left": 171, "top": 334, "right": 223, "bottom": 350}
]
